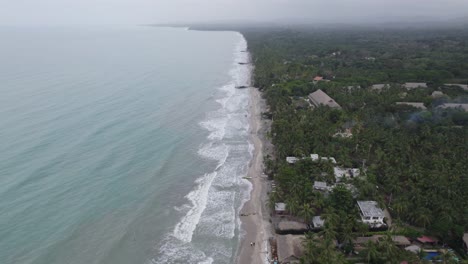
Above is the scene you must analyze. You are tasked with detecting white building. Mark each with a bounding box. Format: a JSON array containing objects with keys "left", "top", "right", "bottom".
[
  {"left": 357, "top": 201, "right": 385, "bottom": 227},
  {"left": 310, "top": 154, "right": 337, "bottom": 164},
  {"left": 286, "top": 157, "right": 300, "bottom": 164},
  {"left": 334, "top": 167, "right": 360, "bottom": 182},
  {"left": 312, "top": 216, "right": 325, "bottom": 229},
  {"left": 396, "top": 102, "right": 427, "bottom": 110},
  {"left": 403, "top": 82, "right": 427, "bottom": 89},
  {"left": 275, "top": 203, "right": 287, "bottom": 214},
  {"left": 437, "top": 103, "right": 468, "bottom": 112},
  {"left": 371, "top": 84, "right": 390, "bottom": 90},
  {"left": 313, "top": 181, "right": 328, "bottom": 191}
]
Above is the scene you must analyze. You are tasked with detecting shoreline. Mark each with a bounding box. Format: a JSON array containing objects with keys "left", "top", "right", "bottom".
[{"left": 236, "top": 87, "right": 272, "bottom": 264}]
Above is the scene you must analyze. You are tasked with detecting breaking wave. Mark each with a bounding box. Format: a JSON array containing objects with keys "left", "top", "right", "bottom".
[{"left": 151, "top": 33, "right": 253, "bottom": 264}]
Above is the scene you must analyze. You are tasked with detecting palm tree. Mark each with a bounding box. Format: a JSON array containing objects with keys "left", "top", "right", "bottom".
[
  {"left": 378, "top": 233, "right": 398, "bottom": 263},
  {"left": 364, "top": 240, "right": 380, "bottom": 264},
  {"left": 286, "top": 199, "right": 300, "bottom": 216},
  {"left": 299, "top": 203, "right": 315, "bottom": 224}
]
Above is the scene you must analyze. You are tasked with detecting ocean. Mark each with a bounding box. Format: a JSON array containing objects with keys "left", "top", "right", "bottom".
[{"left": 0, "top": 26, "right": 252, "bottom": 264}]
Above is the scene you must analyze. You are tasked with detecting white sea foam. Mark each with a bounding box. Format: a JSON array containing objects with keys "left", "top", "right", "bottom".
[{"left": 155, "top": 32, "right": 253, "bottom": 264}]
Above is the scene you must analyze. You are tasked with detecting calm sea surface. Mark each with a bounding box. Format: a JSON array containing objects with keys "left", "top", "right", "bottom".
[{"left": 0, "top": 26, "right": 252, "bottom": 264}]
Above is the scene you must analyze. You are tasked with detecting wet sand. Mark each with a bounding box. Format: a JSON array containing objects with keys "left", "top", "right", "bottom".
[{"left": 236, "top": 87, "right": 272, "bottom": 264}]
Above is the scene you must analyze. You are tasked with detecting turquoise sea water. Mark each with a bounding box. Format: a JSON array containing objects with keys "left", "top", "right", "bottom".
[{"left": 0, "top": 26, "right": 252, "bottom": 264}]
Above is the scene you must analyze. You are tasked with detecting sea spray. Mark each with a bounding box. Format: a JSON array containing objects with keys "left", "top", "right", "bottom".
[{"left": 152, "top": 33, "right": 253, "bottom": 264}]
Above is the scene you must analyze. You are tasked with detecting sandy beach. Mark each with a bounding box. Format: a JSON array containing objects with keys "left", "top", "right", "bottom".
[{"left": 236, "top": 87, "right": 272, "bottom": 264}]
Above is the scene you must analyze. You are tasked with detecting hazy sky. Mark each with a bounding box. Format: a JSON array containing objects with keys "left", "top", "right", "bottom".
[{"left": 1, "top": 0, "right": 468, "bottom": 26}]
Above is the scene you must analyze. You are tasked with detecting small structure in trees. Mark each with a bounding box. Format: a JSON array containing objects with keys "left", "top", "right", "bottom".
[
  {"left": 312, "top": 216, "right": 325, "bottom": 229},
  {"left": 275, "top": 203, "right": 287, "bottom": 215},
  {"left": 313, "top": 181, "right": 328, "bottom": 191},
  {"left": 286, "top": 157, "right": 300, "bottom": 164},
  {"left": 396, "top": 102, "right": 427, "bottom": 110},
  {"left": 403, "top": 82, "right": 428, "bottom": 89},
  {"left": 308, "top": 89, "right": 342, "bottom": 109},
  {"left": 334, "top": 167, "right": 360, "bottom": 182},
  {"left": 357, "top": 201, "right": 386, "bottom": 227}
]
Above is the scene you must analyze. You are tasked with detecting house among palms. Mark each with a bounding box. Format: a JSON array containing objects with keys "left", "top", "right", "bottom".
[
  {"left": 308, "top": 89, "right": 342, "bottom": 109},
  {"left": 311, "top": 154, "right": 337, "bottom": 164},
  {"left": 275, "top": 203, "right": 287, "bottom": 215},
  {"left": 312, "top": 216, "right": 325, "bottom": 229},
  {"left": 313, "top": 181, "right": 329, "bottom": 191},
  {"left": 357, "top": 201, "right": 386, "bottom": 227},
  {"left": 403, "top": 82, "right": 428, "bottom": 89},
  {"left": 334, "top": 167, "right": 360, "bottom": 182},
  {"left": 286, "top": 157, "right": 300, "bottom": 164}
]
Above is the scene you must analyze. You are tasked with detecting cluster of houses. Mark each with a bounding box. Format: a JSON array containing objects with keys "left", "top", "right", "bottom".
[
  {"left": 371, "top": 82, "right": 468, "bottom": 112},
  {"left": 307, "top": 81, "right": 468, "bottom": 114},
  {"left": 271, "top": 80, "right": 468, "bottom": 263}
]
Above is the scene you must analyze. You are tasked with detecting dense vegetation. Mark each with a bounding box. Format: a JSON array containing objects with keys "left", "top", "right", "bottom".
[{"left": 241, "top": 27, "right": 468, "bottom": 263}]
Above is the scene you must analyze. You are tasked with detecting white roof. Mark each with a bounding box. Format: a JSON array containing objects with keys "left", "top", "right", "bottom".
[
  {"left": 334, "top": 167, "right": 360, "bottom": 181},
  {"left": 311, "top": 154, "right": 336, "bottom": 163},
  {"left": 437, "top": 103, "right": 468, "bottom": 112},
  {"left": 403, "top": 82, "right": 427, "bottom": 89},
  {"left": 431, "top": 91, "right": 444, "bottom": 97},
  {"left": 275, "top": 203, "right": 286, "bottom": 211},
  {"left": 314, "top": 181, "right": 327, "bottom": 189},
  {"left": 357, "top": 201, "right": 385, "bottom": 218},
  {"left": 286, "top": 157, "right": 299, "bottom": 164},
  {"left": 371, "top": 84, "right": 389, "bottom": 90},
  {"left": 310, "top": 154, "right": 319, "bottom": 161},
  {"left": 396, "top": 102, "right": 427, "bottom": 110},
  {"left": 312, "top": 216, "right": 325, "bottom": 228},
  {"left": 321, "top": 157, "right": 337, "bottom": 164},
  {"left": 405, "top": 245, "right": 422, "bottom": 253},
  {"left": 444, "top": 83, "right": 468, "bottom": 91}
]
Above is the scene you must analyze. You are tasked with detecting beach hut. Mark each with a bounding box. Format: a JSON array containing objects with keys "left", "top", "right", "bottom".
[{"left": 275, "top": 203, "right": 286, "bottom": 215}]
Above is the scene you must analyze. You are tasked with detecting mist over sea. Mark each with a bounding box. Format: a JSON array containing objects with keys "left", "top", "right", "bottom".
[{"left": 0, "top": 26, "right": 252, "bottom": 264}]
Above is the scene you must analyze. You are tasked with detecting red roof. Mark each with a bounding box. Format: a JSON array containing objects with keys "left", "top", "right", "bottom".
[
  {"left": 417, "top": 236, "right": 438, "bottom": 243},
  {"left": 400, "top": 261, "right": 408, "bottom": 264},
  {"left": 313, "top": 76, "right": 324, "bottom": 81}
]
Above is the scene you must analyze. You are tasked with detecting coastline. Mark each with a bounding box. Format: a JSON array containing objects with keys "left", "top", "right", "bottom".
[{"left": 236, "top": 86, "right": 272, "bottom": 264}]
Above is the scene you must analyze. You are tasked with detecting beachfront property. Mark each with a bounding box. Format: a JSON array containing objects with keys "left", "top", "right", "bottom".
[
  {"left": 308, "top": 89, "right": 342, "bottom": 109},
  {"left": 357, "top": 201, "right": 385, "bottom": 227},
  {"left": 436, "top": 103, "right": 468, "bottom": 112},
  {"left": 395, "top": 102, "right": 427, "bottom": 110},
  {"left": 312, "top": 216, "right": 325, "bottom": 229},
  {"left": 276, "top": 235, "right": 304, "bottom": 264},
  {"left": 463, "top": 233, "right": 468, "bottom": 253},
  {"left": 333, "top": 167, "right": 360, "bottom": 182},
  {"left": 403, "top": 82, "right": 428, "bottom": 89},
  {"left": 276, "top": 221, "right": 308, "bottom": 234},
  {"left": 275, "top": 203, "right": 287, "bottom": 215}
]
